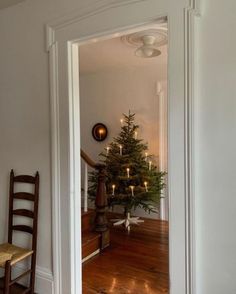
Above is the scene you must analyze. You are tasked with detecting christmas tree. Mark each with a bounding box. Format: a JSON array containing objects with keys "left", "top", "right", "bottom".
[{"left": 88, "top": 111, "right": 166, "bottom": 216}]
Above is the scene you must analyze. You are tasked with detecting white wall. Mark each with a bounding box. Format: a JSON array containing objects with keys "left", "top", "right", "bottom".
[
  {"left": 80, "top": 66, "right": 166, "bottom": 161},
  {"left": 0, "top": 0, "right": 87, "bottom": 292},
  {"left": 195, "top": 1, "right": 236, "bottom": 294},
  {"left": 79, "top": 65, "right": 167, "bottom": 218},
  {"left": 0, "top": 0, "right": 53, "bottom": 272},
  {"left": 0, "top": 0, "right": 236, "bottom": 293}
]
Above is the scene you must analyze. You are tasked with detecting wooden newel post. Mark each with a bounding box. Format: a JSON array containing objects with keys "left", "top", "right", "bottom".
[{"left": 95, "top": 164, "right": 110, "bottom": 249}]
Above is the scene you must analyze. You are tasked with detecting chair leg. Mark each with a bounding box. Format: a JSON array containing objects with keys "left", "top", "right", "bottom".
[
  {"left": 29, "top": 253, "right": 36, "bottom": 293},
  {"left": 4, "top": 260, "right": 11, "bottom": 294}
]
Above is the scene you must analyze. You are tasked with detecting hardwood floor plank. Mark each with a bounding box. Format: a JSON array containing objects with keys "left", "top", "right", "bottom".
[
  {"left": 0, "top": 279, "right": 29, "bottom": 294},
  {"left": 83, "top": 215, "right": 169, "bottom": 294}
]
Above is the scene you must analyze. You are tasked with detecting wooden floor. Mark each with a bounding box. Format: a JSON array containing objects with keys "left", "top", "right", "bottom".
[
  {"left": 83, "top": 215, "right": 169, "bottom": 294},
  {"left": 0, "top": 279, "right": 28, "bottom": 294}
]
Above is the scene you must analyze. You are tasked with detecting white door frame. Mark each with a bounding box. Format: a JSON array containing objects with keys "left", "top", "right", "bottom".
[{"left": 46, "top": 1, "right": 200, "bottom": 293}]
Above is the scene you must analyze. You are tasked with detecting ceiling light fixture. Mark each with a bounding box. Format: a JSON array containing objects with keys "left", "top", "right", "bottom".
[
  {"left": 135, "top": 35, "right": 161, "bottom": 58},
  {"left": 121, "top": 27, "right": 167, "bottom": 58}
]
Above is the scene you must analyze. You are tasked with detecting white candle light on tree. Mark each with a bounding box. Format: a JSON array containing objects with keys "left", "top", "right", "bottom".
[
  {"left": 126, "top": 168, "right": 130, "bottom": 178},
  {"left": 149, "top": 161, "right": 152, "bottom": 171},
  {"left": 145, "top": 152, "right": 148, "bottom": 161},
  {"left": 112, "top": 184, "right": 115, "bottom": 196},
  {"left": 119, "top": 145, "right": 123, "bottom": 155},
  {"left": 106, "top": 146, "right": 110, "bottom": 155},
  {"left": 120, "top": 118, "right": 124, "bottom": 126},
  {"left": 134, "top": 131, "right": 138, "bottom": 140},
  {"left": 144, "top": 181, "right": 148, "bottom": 192},
  {"left": 130, "top": 185, "right": 134, "bottom": 196}
]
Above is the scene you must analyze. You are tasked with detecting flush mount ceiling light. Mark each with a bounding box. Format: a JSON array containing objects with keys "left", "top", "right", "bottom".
[
  {"left": 121, "top": 28, "right": 167, "bottom": 58},
  {"left": 135, "top": 35, "right": 161, "bottom": 58}
]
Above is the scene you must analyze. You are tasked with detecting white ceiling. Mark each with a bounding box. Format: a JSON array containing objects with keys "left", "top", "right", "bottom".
[
  {"left": 0, "top": 0, "right": 25, "bottom": 9},
  {"left": 79, "top": 25, "right": 168, "bottom": 75}
]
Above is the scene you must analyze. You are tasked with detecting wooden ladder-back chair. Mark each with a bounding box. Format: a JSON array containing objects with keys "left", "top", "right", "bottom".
[{"left": 0, "top": 170, "right": 39, "bottom": 294}]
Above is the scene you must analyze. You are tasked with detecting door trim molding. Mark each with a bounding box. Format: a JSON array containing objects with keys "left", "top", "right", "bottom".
[
  {"left": 184, "top": 2, "right": 200, "bottom": 293},
  {"left": 46, "top": 1, "right": 200, "bottom": 293}
]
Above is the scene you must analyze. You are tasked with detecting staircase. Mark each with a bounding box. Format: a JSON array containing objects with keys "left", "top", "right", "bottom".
[
  {"left": 82, "top": 209, "right": 101, "bottom": 262},
  {"left": 81, "top": 149, "right": 110, "bottom": 262}
]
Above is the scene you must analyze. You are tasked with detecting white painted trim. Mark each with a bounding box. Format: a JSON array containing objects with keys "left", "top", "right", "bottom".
[
  {"left": 48, "top": 41, "right": 62, "bottom": 294},
  {"left": 82, "top": 249, "right": 100, "bottom": 264},
  {"left": 13, "top": 264, "right": 53, "bottom": 294},
  {"left": 36, "top": 266, "right": 54, "bottom": 282},
  {"left": 158, "top": 91, "right": 165, "bottom": 172},
  {"left": 68, "top": 41, "right": 82, "bottom": 294},
  {"left": 46, "top": 1, "right": 200, "bottom": 293},
  {"left": 84, "top": 162, "right": 88, "bottom": 212},
  {"left": 46, "top": 0, "right": 160, "bottom": 44},
  {"left": 184, "top": 3, "right": 200, "bottom": 293},
  {"left": 45, "top": 2, "right": 167, "bottom": 51},
  {"left": 158, "top": 85, "right": 168, "bottom": 221}
]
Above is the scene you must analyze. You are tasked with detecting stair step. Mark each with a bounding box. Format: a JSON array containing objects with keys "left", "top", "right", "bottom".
[
  {"left": 82, "top": 231, "right": 100, "bottom": 261},
  {"left": 82, "top": 209, "right": 95, "bottom": 232}
]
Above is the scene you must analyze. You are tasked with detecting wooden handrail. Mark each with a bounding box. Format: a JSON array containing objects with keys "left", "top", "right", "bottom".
[
  {"left": 81, "top": 149, "right": 106, "bottom": 170},
  {"left": 80, "top": 148, "right": 110, "bottom": 249},
  {"left": 81, "top": 149, "right": 96, "bottom": 168}
]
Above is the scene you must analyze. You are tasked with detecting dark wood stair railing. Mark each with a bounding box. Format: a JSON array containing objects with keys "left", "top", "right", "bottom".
[{"left": 81, "top": 149, "right": 110, "bottom": 250}]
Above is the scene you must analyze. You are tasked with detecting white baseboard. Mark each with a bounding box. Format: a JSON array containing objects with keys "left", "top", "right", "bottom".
[
  {"left": 35, "top": 266, "right": 54, "bottom": 294},
  {"left": 82, "top": 249, "right": 100, "bottom": 263},
  {"left": 13, "top": 264, "right": 54, "bottom": 294}
]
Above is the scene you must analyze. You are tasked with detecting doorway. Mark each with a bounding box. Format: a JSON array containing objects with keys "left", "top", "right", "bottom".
[
  {"left": 47, "top": 1, "right": 197, "bottom": 293},
  {"left": 79, "top": 20, "right": 169, "bottom": 292}
]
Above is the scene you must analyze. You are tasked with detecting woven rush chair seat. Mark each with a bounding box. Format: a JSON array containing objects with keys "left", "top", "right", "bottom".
[{"left": 0, "top": 243, "right": 33, "bottom": 268}]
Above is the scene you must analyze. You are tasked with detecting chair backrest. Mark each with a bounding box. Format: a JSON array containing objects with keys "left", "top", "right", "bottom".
[{"left": 8, "top": 169, "right": 39, "bottom": 252}]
